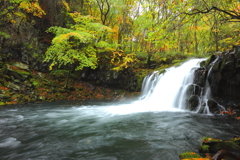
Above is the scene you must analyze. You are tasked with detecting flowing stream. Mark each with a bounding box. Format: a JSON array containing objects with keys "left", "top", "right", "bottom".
[{"left": 1, "top": 59, "right": 240, "bottom": 160}]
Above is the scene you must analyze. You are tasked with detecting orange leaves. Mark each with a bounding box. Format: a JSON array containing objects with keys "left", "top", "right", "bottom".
[
  {"left": 5, "top": 101, "right": 17, "bottom": 105},
  {"left": 189, "top": 26, "right": 198, "bottom": 30},
  {"left": 179, "top": 151, "right": 206, "bottom": 160},
  {"left": 202, "top": 137, "right": 221, "bottom": 143},
  {"left": 0, "top": 87, "right": 9, "bottom": 91},
  {"left": 236, "top": 117, "right": 240, "bottom": 120},
  {"left": 234, "top": 4, "right": 240, "bottom": 13},
  {"left": 220, "top": 108, "right": 236, "bottom": 116}
]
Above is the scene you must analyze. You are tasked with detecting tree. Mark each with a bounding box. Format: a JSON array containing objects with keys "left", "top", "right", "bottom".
[
  {"left": 0, "top": 0, "right": 45, "bottom": 38},
  {"left": 44, "top": 12, "right": 116, "bottom": 71}
]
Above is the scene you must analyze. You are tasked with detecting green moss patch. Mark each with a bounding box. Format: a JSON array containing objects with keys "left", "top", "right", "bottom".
[{"left": 179, "top": 152, "right": 202, "bottom": 159}]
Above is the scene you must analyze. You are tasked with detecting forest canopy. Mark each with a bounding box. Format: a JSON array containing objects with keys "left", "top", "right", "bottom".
[{"left": 1, "top": 0, "right": 240, "bottom": 70}]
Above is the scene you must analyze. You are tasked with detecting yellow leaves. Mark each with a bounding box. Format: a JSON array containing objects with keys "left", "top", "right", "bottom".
[
  {"left": 111, "top": 51, "right": 139, "bottom": 71},
  {"left": 19, "top": 1, "right": 45, "bottom": 18},
  {"left": 10, "top": 19, "right": 16, "bottom": 23},
  {"left": 61, "top": 0, "right": 70, "bottom": 12},
  {"left": 49, "top": 63, "right": 55, "bottom": 71},
  {"left": 212, "top": 29, "right": 221, "bottom": 32},
  {"left": 197, "top": 26, "right": 210, "bottom": 31}
]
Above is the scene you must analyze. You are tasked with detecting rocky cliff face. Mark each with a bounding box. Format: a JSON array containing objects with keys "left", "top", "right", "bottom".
[{"left": 187, "top": 46, "right": 240, "bottom": 113}]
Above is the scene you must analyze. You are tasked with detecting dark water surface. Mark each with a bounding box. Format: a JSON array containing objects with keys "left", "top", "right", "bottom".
[{"left": 0, "top": 101, "right": 240, "bottom": 160}]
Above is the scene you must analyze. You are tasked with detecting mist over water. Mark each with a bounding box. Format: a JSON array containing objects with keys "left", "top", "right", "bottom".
[{"left": 1, "top": 59, "right": 240, "bottom": 160}]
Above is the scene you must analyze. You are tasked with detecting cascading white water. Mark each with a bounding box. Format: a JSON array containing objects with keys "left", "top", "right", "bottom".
[
  {"left": 107, "top": 59, "right": 204, "bottom": 115},
  {"left": 107, "top": 58, "right": 224, "bottom": 115},
  {"left": 196, "top": 57, "right": 226, "bottom": 114},
  {"left": 140, "top": 59, "right": 203, "bottom": 110}
]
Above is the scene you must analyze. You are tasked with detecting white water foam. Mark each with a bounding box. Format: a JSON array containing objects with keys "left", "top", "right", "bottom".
[{"left": 0, "top": 137, "right": 21, "bottom": 148}]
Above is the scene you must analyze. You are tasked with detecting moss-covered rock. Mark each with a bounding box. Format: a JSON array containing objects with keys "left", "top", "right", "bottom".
[
  {"left": 7, "top": 82, "right": 21, "bottom": 91},
  {"left": 10, "top": 62, "right": 29, "bottom": 70},
  {"left": 6, "top": 64, "right": 30, "bottom": 81},
  {"left": 179, "top": 152, "right": 203, "bottom": 159},
  {"left": 199, "top": 137, "right": 240, "bottom": 154}
]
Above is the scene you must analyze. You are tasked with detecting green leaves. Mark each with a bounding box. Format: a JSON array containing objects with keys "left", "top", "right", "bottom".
[{"left": 44, "top": 13, "right": 116, "bottom": 71}]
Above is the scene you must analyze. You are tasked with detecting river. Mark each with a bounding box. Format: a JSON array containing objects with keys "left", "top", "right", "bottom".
[{"left": 1, "top": 59, "right": 240, "bottom": 160}]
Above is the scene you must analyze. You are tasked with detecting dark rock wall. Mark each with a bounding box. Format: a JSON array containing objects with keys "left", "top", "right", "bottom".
[
  {"left": 193, "top": 46, "right": 240, "bottom": 110},
  {"left": 80, "top": 67, "right": 138, "bottom": 92}
]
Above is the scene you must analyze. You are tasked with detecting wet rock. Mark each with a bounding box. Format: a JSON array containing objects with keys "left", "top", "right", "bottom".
[
  {"left": 81, "top": 67, "right": 138, "bottom": 91},
  {"left": 193, "top": 46, "right": 240, "bottom": 111},
  {"left": 207, "top": 99, "right": 219, "bottom": 113},
  {"left": 193, "top": 68, "right": 206, "bottom": 87},
  {"left": 210, "top": 85, "right": 220, "bottom": 97},
  {"left": 187, "top": 95, "right": 200, "bottom": 111},
  {"left": 212, "top": 60, "right": 221, "bottom": 72},
  {"left": 186, "top": 84, "right": 201, "bottom": 96},
  {"left": 205, "top": 55, "right": 217, "bottom": 69},
  {"left": 221, "top": 61, "right": 235, "bottom": 71},
  {"left": 200, "top": 60, "right": 206, "bottom": 67}
]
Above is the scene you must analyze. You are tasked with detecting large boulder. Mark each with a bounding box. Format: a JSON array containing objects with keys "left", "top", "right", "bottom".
[
  {"left": 187, "top": 95, "right": 200, "bottom": 111},
  {"left": 207, "top": 99, "right": 221, "bottom": 114}
]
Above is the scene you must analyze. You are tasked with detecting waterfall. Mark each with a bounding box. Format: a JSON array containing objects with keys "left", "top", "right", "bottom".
[
  {"left": 107, "top": 58, "right": 225, "bottom": 115},
  {"left": 139, "top": 58, "right": 226, "bottom": 114},
  {"left": 140, "top": 59, "right": 203, "bottom": 111}
]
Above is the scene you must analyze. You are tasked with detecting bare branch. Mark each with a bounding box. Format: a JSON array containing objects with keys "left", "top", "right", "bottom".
[{"left": 183, "top": 6, "right": 240, "bottom": 21}]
